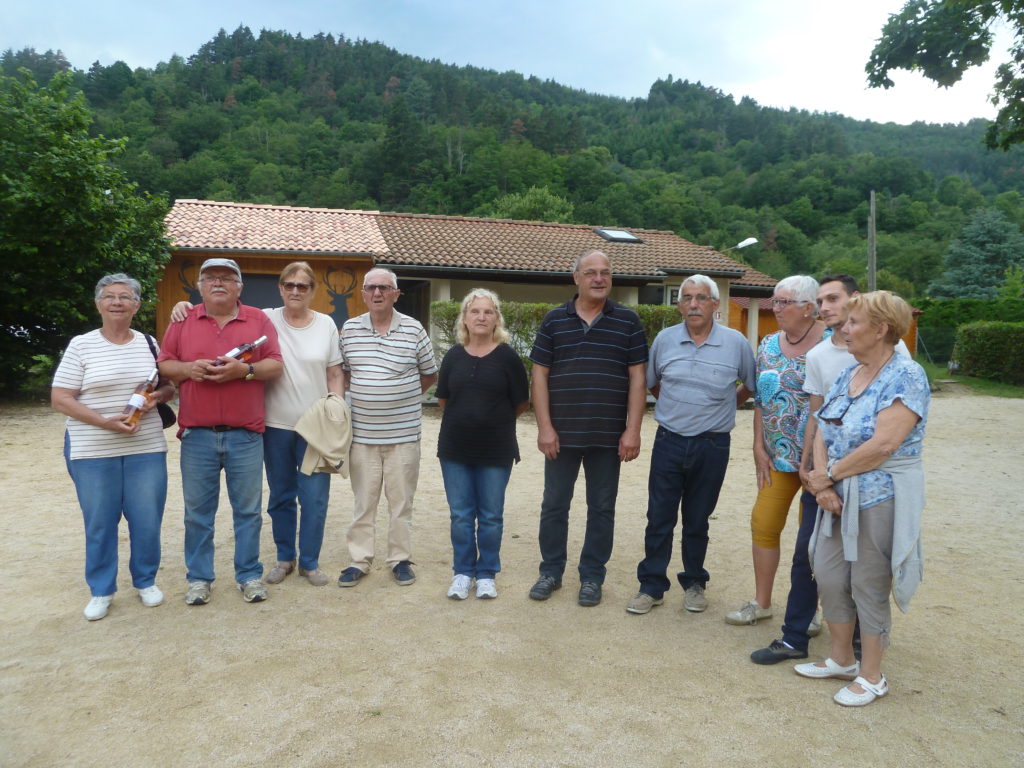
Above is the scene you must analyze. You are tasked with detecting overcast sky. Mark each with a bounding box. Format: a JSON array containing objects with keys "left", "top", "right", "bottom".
[{"left": 2, "top": 0, "right": 1013, "bottom": 125}]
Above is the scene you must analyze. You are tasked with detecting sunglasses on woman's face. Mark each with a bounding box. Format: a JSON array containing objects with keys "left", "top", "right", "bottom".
[{"left": 281, "top": 281, "right": 312, "bottom": 293}]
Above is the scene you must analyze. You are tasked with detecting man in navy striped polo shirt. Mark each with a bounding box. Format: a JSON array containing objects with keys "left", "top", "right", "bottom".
[{"left": 528, "top": 250, "right": 649, "bottom": 607}]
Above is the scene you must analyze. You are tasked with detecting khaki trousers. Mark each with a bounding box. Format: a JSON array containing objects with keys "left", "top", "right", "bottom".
[{"left": 346, "top": 440, "right": 420, "bottom": 570}]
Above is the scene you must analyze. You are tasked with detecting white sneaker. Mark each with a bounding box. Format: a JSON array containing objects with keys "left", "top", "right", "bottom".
[
  {"left": 84, "top": 595, "right": 113, "bottom": 621},
  {"left": 725, "top": 599, "right": 773, "bottom": 625},
  {"left": 138, "top": 585, "right": 164, "bottom": 607},
  {"left": 447, "top": 574, "right": 472, "bottom": 600},
  {"left": 476, "top": 578, "right": 497, "bottom": 599}
]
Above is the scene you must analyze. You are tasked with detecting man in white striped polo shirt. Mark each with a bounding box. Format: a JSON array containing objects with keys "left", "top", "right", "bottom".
[{"left": 337, "top": 267, "right": 438, "bottom": 587}]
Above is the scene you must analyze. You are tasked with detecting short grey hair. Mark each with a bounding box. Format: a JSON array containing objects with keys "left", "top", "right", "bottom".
[
  {"left": 364, "top": 267, "right": 399, "bottom": 289},
  {"left": 774, "top": 275, "right": 819, "bottom": 307},
  {"left": 681, "top": 274, "right": 719, "bottom": 301},
  {"left": 572, "top": 249, "right": 611, "bottom": 273},
  {"left": 94, "top": 273, "right": 141, "bottom": 302}
]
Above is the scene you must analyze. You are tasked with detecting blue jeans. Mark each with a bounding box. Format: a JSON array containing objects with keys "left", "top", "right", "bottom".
[
  {"left": 440, "top": 459, "right": 512, "bottom": 579},
  {"left": 636, "top": 427, "right": 730, "bottom": 597},
  {"left": 781, "top": 491, "right": 820, "bottom": 651},
  {"left": 180, "top": 427, "right": 264, "bottom": 585},
  {"left": 64, "top": 432, "right": 167, "bottom": 596},
  {"left": 538, "top": 447, "right": 621, "bottom": 584},
  {"left": 264, "top": 426, "right": 330, "bottom": 570}
]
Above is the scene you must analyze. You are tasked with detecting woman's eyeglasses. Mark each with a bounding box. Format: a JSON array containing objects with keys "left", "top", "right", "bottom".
[{"left": 281, "top": 282, "right": 312, "bottom": 293}]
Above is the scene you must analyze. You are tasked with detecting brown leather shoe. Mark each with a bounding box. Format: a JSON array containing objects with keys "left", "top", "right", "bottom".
[
  {"left": 266, "top": 561, "right": 295, "bottom": 584},
  {"left": 299, "top": 567, "right": 329, "bottom": 586}
]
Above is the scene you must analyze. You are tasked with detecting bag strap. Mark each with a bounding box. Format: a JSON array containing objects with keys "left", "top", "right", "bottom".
[{"left": 143, "top": 333, "right": 159, "bottom": 360}]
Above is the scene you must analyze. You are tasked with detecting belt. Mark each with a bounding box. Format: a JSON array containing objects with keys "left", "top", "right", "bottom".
[{"left": 209, "top": 425, "right": 238, "bottom": 432}]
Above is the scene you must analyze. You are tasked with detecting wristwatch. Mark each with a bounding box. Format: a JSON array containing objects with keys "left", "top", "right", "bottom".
[
  {"left": 244, "top": 364, "right": 255, "bottom": 381},
  {"left": 826, "top": 458, "right": 837, "bottom": 482}
]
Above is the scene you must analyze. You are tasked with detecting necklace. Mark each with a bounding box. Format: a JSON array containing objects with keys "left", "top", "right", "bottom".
[
  {"left": 784, "top": 319, "right": 816, "bottom": 346},
  {"left": 851, "top": 351, "right": 895, "bottom": 395}
]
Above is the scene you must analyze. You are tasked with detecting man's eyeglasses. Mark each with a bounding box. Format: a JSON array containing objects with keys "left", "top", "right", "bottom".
[
  {"left": 201, "top": 276, "right": 240, "bottom": 285},
  {"left": 363, "top": 284, "right": 396, "bottom": 294},
  {"left": 771, "top": 298, "right": 801, "bottom": 308},
  {"left": 282, "top": 282, "right": 312, "bottom": 293},
  {"left": 578, "top": 269, "right": 612, "bottom": 279},
  {"left": 98, "top": 294, "right": 137, "bottom": 303},
  {"left": 680, "top": 293, "right": 714, "bottom": 304}
]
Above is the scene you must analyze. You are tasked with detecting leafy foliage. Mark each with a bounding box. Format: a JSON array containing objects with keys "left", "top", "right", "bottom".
[
  {"left": 7, "top": 25, "right": 1024, "bottom": 299},
  {"left": 997, "top": 263, "right": 1024, "bottom": 297},
  {"left": 0, "top": 70, "right": 169, "bottom": 396},
  {"left": 929, "top": 208, "right": 1024, "bottom": 297},
  {"left": 866, "top": 0, "right": 1024, "bottom": 150},
  {"left": 953, "top": 321, "right": 1024, "bottom": 383}
]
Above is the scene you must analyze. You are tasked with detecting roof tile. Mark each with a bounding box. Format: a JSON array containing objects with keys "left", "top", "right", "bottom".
[{"left": 166, "top": 200, "right": 775, "bottom": 290}]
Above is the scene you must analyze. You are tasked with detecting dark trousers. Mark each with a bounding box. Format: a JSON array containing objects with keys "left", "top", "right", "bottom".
[
  {"left": 538, "top": 447, "right": 621, "bottom": 584},
  {"left": 636, "top": 427, "right": 731, "bottom": 597},
  {"left": 781, "top": 491, "right": 820, "bottom": 651}
]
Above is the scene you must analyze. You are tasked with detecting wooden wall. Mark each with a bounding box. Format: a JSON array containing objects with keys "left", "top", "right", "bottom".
[{"left": 156, "top": 251, "right": 373, "bottom": 338}]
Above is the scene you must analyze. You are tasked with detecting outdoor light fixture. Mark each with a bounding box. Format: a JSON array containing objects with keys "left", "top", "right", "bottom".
[{"left": 723, "top": 237, "right": 758, "bottom": 252}]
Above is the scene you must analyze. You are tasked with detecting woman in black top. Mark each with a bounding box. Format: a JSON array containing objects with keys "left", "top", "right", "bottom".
[{"left": 437, "top": 289, "right": 529, "bottom": 600}]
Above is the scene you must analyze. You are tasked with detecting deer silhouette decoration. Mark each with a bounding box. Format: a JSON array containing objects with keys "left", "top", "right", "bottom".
[
  {"left": 324, "top": 266, "right": 357, "bottom": 326},
  {"left": 178, "top": 261, "right": 203, "bottom": 305}
]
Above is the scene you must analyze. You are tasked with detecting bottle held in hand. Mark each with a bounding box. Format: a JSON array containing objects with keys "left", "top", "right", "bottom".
[
  {"left": 121, "top": 368, "right": 159, "bottom": 426},
  {"left": 210, "top": 335, "right": 268, "bottom": 367}
]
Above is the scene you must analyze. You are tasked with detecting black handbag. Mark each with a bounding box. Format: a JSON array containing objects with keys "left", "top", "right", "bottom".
[{"left": 143, "top": 333, "right": 177, "bottom": 429}]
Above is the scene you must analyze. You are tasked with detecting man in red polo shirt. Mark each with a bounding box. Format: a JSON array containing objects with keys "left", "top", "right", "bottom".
[{"left": 159, "top": 258, "right": 283, "bottom": 606}]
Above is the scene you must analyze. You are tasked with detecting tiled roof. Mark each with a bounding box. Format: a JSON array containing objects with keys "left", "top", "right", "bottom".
[
  {"left": 167, "top": 199, "right": 388, "bottom": 256},
  {"left": 166, "top": 200, "right": 775, "bottom": 289},
  {"left": 375, "top": 212, "right": 775, "bottom": 286},
  {"left": 730, "top": 296, "right": 774, "bottom": 310}
]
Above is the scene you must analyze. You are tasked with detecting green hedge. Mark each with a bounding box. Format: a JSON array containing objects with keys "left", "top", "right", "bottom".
[
  {"left": 915, "top": 298, "right": 1024, "bottom": 328},
  {"left": 953, "top": 321, "right": 1024, "bottom": 385},
  {"left": 913, "top": 298, "right": 1024, "bottom": 363},
  {"left": 429, "top": 300, "right": 683, "bottom": 370}
]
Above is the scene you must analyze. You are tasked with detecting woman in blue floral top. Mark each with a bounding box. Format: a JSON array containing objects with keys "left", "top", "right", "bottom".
[
  {"left": 726, "top": 276, "right": 826, "bottom": 627},
  {"left": 798, "top": 291, "right": 929, "bottom": 707}
]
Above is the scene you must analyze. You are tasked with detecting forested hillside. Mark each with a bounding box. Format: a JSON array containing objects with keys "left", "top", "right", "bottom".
[{"left": 6, "top": 25, "right": 1024, "bottom": 296}]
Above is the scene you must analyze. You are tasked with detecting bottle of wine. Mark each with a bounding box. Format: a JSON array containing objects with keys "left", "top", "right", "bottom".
[
  {"left": 210, "top": 335, "right": 268, "bottom": 367},
  {"left": 121, "top": 368, "right": 159, "bottom": 426}
]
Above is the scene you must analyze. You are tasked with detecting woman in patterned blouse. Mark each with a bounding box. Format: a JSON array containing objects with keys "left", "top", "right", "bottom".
[
  {"left": 798, "top": 291, "right": 929, "bottom": 707},
  {"left": 726, "top": 275, "right": 826, "bottom": 627}
]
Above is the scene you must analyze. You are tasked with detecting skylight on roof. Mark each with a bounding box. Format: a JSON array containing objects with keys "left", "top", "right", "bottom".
[{"left": 594, "top": 228, "right": 643, "bottom": 243}]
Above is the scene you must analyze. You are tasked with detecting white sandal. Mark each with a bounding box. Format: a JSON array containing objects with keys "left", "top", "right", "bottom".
[
  {"left": 794, "top": 657, "right": 860, "bottom": 680},
  {"left": 834, "top": 675, "right": 888, "bottom": 707}
]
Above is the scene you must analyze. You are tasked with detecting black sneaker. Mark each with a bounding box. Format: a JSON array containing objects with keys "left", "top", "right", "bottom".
[
  {"left": 338, "top": 567, "right": 364, "bottom": 587},
  {"left": 750, "top": 639, "right": 808, "bottom": 665},
  {"left": 578, "top": 581, "right": 602, "bottom": 607},
  {"left": 528, "top": 574, "right": 562, "bottom": 601},
  {"left": 392, "top": 560, "right": 416, "bottom": 585}
]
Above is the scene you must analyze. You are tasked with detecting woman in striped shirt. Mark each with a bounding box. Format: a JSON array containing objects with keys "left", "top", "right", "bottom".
[{"left": 52, "top": 274, "right": 174, "bottom": 621}]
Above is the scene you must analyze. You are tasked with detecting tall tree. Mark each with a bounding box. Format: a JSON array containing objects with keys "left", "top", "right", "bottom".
[
  {"left": 929, "top": 208, "right": 1024, "bottom": 297},
  {"left": 0, "top": 70, "right": 169, "bottom": 395},
  {"left": 866, "top": 0, "right": 1024, "bottom": 149}
]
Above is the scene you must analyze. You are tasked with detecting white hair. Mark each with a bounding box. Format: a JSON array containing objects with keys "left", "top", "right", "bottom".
[
  {"left": 682, "top": 274, "right": 719, "bottom": 301},
  {"left": 94, "top": 273, "right": 141, "bottom": 301},
  {"left": 364, "top": 267, "right": 399, "bottom": 289},
  {"left": 774, "top": 275, "right": 819, "bottom": 306}
]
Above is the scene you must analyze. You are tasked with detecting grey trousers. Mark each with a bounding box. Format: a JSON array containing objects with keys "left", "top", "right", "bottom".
[{"left": 813, "top": 497, "right": 895, "bottom": 643}]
